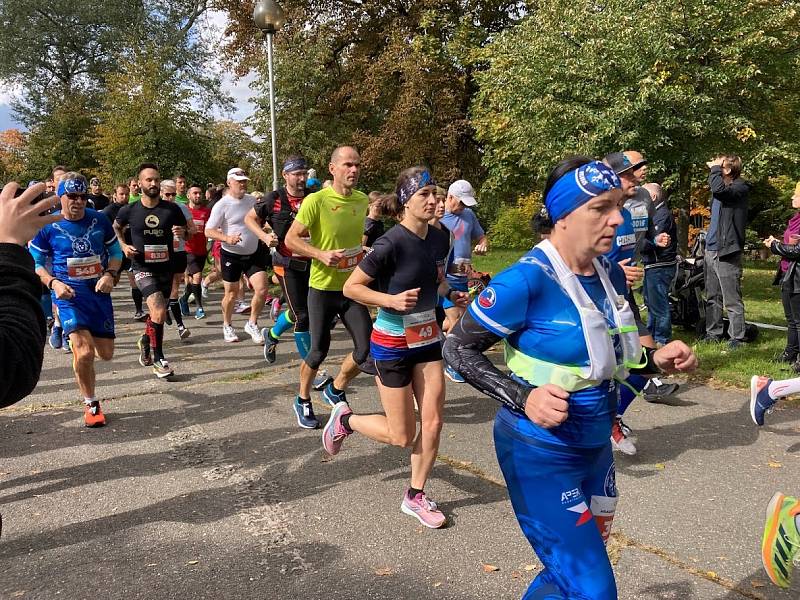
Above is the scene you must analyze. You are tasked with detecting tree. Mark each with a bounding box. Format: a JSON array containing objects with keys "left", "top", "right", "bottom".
[
  {"left": 215, "top": 0, "right": 527, "bottom": 195},
  {"left": 472, "top": 0, "right": 800, "bottom": 208},
  {"left": 0, "top": 129, "right": 27, "bottom": 182}
]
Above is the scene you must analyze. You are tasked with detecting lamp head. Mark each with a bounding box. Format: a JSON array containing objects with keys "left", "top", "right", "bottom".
[{"left": 253, "top": 0, "right": 285, "bottom": 33}]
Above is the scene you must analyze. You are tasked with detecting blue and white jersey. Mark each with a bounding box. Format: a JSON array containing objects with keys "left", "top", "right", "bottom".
[
  {"left": 30, "top": 209, "right": 117, "bottom": 289},
  {"left": 605, "top": 206, "right": 636, "bottom": 264},
  {"left": 467, "top": 247, "right": 627, "bottom": 448}
]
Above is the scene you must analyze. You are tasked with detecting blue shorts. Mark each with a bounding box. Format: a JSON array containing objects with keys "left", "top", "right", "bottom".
[
  {"left": 54, "top": 287, "right": 115, "bottom": 339},
  {"left": 443, "top": 278, "right": 468, "bottom": 309}
]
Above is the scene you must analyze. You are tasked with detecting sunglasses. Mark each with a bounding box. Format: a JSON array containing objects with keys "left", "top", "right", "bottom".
[
  {"left": 163, "top": 192, "right": 176, "bottom": 197},
  {"left": 65, "top": 193, "right": 87, "bottom": 200}
]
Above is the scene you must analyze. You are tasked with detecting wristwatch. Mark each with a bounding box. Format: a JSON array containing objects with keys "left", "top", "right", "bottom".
[{"left": 103, "top": 269, "right": 119, "bottom": 278}]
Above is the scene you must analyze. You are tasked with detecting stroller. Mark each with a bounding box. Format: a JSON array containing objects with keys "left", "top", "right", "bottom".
[{"left": 669, "top": 231, "right": 758, "bottom": 341}]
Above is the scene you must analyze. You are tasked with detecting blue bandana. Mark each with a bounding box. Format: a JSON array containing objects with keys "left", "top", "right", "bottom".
[
  {"left": 544, "top": 161, "right": 621, "bottom": 222},
  {"left": 282, "top": 157, "right": 307, "bottom": 173},
  {"left": 397, "top": 170, "right": 435, "bottom": 205},
  {"left": 57, "top": 178, "right": 87, "bottom": 197}
]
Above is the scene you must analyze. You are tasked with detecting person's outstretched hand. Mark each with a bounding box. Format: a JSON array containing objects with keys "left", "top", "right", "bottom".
[
  {"left": 0, "top": 182, "right": 60, "bottom": 246},
  {"left": 652, "top": 340, "right": 698, "bottom": 374}
]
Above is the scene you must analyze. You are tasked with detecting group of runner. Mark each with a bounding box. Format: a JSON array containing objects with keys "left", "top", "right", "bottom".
[{"left": 31, "top": 146, "right": 800, "bottom": 598}]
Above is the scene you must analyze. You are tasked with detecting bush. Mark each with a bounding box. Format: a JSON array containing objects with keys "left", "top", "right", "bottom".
[{"left": 488, "top": 192, "right": 541, "bottom": 249}]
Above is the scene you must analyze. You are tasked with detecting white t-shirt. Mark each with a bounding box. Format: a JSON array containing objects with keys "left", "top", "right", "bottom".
[{"left": 206, "top": 193, "right": 259, "bottom": 256}]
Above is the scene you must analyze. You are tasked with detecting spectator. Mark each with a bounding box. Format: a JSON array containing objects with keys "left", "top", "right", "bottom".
[
  {"left": 704, "top": 155, "right": 750, "bottom": 348},
  {"left": 306, "top": 168, "right": 321, "bottom": 193},
  {"left": 764, "top": 181, "right": 800, "bottom": 368},
  {"left": 86, "top": 177, "right": 110, "bottom": 211},
  {"left": 0, "top": 182, "right": 61, "bottom": 408},
  {"left": 641, "top": 183, "right": 678, "bottom": 346}
]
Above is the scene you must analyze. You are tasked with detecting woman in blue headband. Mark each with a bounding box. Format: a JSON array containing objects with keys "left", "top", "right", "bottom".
[
  {"left": 443, "top": 158, "right": 698, "bottom": 599},
  {"left": 321, "top": 166, "right": 469, "bottom": 528}
]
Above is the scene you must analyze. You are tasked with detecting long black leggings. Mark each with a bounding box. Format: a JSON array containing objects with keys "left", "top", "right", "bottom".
[
  {"left": 305, "top": 288, "right": 372, "bottom": 370},
  {"left": 782, "top": 285, "right": 800, "bottom": 356},
  {"left": 277, "top": 265, "right": 311, "bottom": 332}
]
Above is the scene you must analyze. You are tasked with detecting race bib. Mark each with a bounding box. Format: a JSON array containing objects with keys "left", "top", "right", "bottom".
[
  {"left": 144, "top": 244, "right": 169, "bottom": 263},
  {"left": 193, "top": 219, "right": 205, "bottom": 229},
  {"left": 66, "top": 255, "right": 102, "bottom": 280},
  {"left": 403, "top": 310, "right": 440, "bottom": 349},
  {"left": 336, "top": 246, "right": 365, "bottom": 272}
]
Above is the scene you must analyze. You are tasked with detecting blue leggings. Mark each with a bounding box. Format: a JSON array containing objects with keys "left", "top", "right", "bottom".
[{"left": 494, "top": 407, "right": 618, "bottom": 600}]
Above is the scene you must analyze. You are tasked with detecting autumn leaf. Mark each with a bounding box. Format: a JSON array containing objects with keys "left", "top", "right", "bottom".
[
  {"left": 374, "top": 567, "right": 394, "bottom": 577},
  {"left": 483, "top": 564, "right": 500, "bottom": 573}
]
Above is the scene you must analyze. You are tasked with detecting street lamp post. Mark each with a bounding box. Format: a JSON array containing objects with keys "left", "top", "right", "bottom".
[{"left": 253, "top": 0, "right": 285, "bottom": 192}]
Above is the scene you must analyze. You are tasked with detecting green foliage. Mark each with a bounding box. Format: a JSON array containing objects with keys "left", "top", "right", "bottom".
[
  {"left": 488, "top": 192, "right": 540, "bottom": 249},
  {"left": 472, "top": 0, "right": 800, "bottom": 208}
]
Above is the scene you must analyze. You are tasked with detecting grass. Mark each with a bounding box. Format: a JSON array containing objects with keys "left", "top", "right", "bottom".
[{"left": 474, "top": 250, "right": 790, "bottom": 390}]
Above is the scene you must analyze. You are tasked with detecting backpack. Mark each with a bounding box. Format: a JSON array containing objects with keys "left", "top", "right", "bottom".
[{"left": 266, "top": 188, "right": 299, "bottom": 241}]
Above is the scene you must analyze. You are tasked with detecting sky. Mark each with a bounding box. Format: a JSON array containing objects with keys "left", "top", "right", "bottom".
[{"left": 0, "top": 10, "right": 259, "bottom": 133}]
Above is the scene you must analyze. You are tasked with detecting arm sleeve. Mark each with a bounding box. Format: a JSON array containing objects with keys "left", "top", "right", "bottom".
[
  {"left": 770, "top": 241, "right": 800, "bottom": 261},
  {"left": 0, "top": 243, "right": 46, "bottom": 408},
  {"left": 30, "top": 246, "right": 48, "bottom": 271},
  {"left": 442, "top": 310, "right": 532, "bottom": 412},
  {"left": 107, "top": 239, "right": 123, "bottom": 262}
]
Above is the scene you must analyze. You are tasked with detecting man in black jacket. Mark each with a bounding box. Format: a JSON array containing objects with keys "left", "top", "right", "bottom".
[
  {"left": 0, "top": 181, "right": 61, "bottom": 408},
  {"left": 641, "top": 183, "right": 678, "bottom": 346},
  {"left": 704, "top": 154, "right": 750, "bottom": 348}
]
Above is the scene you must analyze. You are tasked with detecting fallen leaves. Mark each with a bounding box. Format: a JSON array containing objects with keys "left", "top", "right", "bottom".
[
  {"left": 374, "top": 566, "right": 394, "bottom": 576},
  {"left": 768, "top": 460, "right": 782, "bottom": 468},
  {"left": 482, "top": 563, "right": 500, "bottom": 573}
]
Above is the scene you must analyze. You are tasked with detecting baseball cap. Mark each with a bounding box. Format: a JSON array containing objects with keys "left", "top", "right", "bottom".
[
  {"left": 448, "top": 179, "right": 477, "bottom": 206},
  {"left": 227, "top": 168, "right": 250, "bottom": 181},
  {"left": 604, "top": 151, "right": 648, "bottom": 175},
  {"left": 90, "top": 177, "right": 100, "bottom": 185}
]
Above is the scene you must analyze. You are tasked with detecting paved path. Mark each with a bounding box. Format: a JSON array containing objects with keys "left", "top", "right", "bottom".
[{"left": 2, "top": 288, "right": 800, "bottom": 599}]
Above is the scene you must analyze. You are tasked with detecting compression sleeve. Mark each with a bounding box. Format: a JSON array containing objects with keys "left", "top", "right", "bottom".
[
  {"left": 443, "top": 310, "right": 533, "bottom": 413},
  {"left": 629, "top": 346, "right": 661, "bottom": 376},
  {"left": 30, "top": 246, "right": 49, "bottom": 272},
  {"left": 107, "top": 239, "right": 123, "bottom": 262}
]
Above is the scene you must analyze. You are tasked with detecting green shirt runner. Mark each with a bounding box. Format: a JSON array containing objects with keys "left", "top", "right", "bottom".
[{"left": 294, "top": 186, "right": 370, "bottom": 292}]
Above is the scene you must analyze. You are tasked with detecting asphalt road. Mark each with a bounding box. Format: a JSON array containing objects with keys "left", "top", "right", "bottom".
[{"left": 2, "top": 287, "right": 799, "bottom": 599}]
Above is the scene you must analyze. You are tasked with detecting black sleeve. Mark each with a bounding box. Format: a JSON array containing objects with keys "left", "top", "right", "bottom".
[
  {"left": 358, "top": 234, "right": 393, "bottom": 279},
  {"left": 770, "top": 241, "right": 800, "bottom": 261},
  {"left": 253, "top": 193, "right": 277, "bottom": 224},
  {"left": 115, "top": 204, "right": 130, "bottom": 227},
  {"left": 442, "top": 310, "right": 533, "bottom": 413},
  {"left": 629, "top": 347, "right": 661, "bottom": 376},
  {"left": 172, "top": 203, "right": 187, "bottom": 227},
  {"left": 0, "top": 243, "right": 46, "bottom": 408},
  {"left": 708, "top": 167, "right": 740, "bottom": 204}
]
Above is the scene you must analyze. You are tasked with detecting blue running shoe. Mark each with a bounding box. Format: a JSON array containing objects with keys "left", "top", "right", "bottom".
[
  {"left": 322, "top": 382, "right": 347, "bottom": 407},
  {"left": 49, "top": 325, "right": 63, "bottom": 349},
  {"left": 195, "top": 307, "right": 206, "bottom": 320},
  {"left": 312, "top": 369, "right": 333, "bottom": 391},
  {"left": 751, "top": 376, "right": 777, "bottom": 426},
  {"left": 444, "top": 364, "right": 465, "bottom": 384},
  {"left": 179, "top": 297, "right": 190, "bottom": 316},
  {"left": 293, "top": 397, "right": 319, "bottom": 429}
]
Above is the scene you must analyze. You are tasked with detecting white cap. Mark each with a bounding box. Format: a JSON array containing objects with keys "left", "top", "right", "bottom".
[
  {"left": 227, "top": 167, "right": 250, "bottom": 181},
  {"left": 448, "top": 179, "right": 477, "bottom": 206}
]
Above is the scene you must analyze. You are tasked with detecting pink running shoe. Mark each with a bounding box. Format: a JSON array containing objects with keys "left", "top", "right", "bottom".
[
  {"left": 322, "top": 401, "right": 352, "bottom": 456},
  {"left": 401, "top": 488, "right": 446, "bottom": 528}
]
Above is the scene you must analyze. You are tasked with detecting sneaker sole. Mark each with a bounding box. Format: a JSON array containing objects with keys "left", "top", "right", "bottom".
[
  {"left": 400, "top": 503, "right": 446, "bottom": 529},
  {"left": 610, "top": 437, "right": 637, "bottom": 456},
  {"left": 154, "top": 371, "right": 174, "bottom": 379},
  {"left": 750, "top": 376, "right": 761, "bottom": 426},
  {"left": 762, "top": 492, "right": 788, "bottom": 587}
]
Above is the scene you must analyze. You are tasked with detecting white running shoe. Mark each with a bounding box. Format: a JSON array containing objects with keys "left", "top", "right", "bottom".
[
  {"left": 223, "top": 324, "right": 239, "bottom": 343},
  {"left": 244, "top": 321, "right": 264, "bottom": 344}
]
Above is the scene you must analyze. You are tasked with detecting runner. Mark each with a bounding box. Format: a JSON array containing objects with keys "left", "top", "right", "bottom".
[
  {"left": 284, "top": 146, "right": 373, "bottom": 429},
  {"left": 323, "top": 166, "right": 467, "bottom": 527},
  {"left": 201, "top": 186, "right": 224, "bottom": 298},
  {"left": 102, "top": 183, "right": 145, "bottom": 320},
  {"left": 114, "top": 163, "right": 187, "bottom": 378},
  {"left": 174, "top": 174, "right": 188, "bottom": 204},
  {"left": 204, "top": 167, "right": 269, "bottom": 344},
  {"left": 180, "top": 184, "right": 211, "bottom": 319},
  {"left": 429, "top": 186, "right": 449, "bottom": 330},
  {"left": 87, "top": 177, "right": 110, "bottom": 211},
  {"left": 160, "top": 179, "right": 194, "bottom": 340},
  {"left": 761, "top": 491, "right": 800, "bottom": 589},
  {"left": 244, "top": 155, "right": 313, "bottom": 366},
  {"left": 439, "top": 179, "right": 488, "bottom": 382},
  {"left": 30, "top": 173, "right": 122, "bottom": 426},
  {"left": 128, "top": 177, "right": 141, "bottom": 203},
  {"left": 442, "top": 159, "right": 697, "bottom": 599}
]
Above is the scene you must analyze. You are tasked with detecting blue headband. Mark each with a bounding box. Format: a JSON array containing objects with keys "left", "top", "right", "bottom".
[
  {"left": 57, "top": 178, "right": 87, "bottom": 197},
  {"left": 544, "top": 161, "right": 621, "bottom": 222},
  {"left": 397, "top": 170, "right": 435, "bottom": 205},
  {"left": 282, "top": 157, "right": 307, "bottom": 173}
]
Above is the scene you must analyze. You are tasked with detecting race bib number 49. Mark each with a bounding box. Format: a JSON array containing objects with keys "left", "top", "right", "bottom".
[
  {"left": 66, "top": 256, "right": 102, "bottom": 280},
  {"left": 144, "top": 244, "right": 169, "bottom": 263},
  {"left": 403, "top": 310, "right": 440, "bottom": 349}
]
